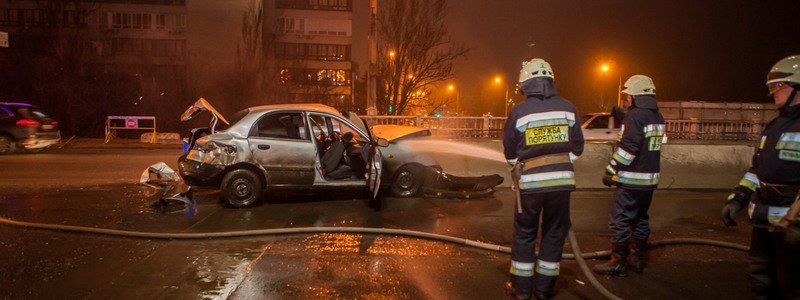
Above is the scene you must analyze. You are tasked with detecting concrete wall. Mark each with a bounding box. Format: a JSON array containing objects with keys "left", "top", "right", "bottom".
[{"left": 425, "top": 140, "right": 755, "bottom": 189}]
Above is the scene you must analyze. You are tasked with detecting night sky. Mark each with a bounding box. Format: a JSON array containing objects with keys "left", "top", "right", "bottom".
[{"left": 190, "top": 0, "right": 800, "bottom": 114}]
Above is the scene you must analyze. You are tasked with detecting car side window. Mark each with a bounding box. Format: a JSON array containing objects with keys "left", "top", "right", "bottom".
[
  {"left": 586, "top": 115, "right": 609, "bottom": 129},
  {"left": 252, "top": 112, "right": 308, "bottom": 140},
  {"left": 329, "top": 117, "right": 367, "bottom": 142}
]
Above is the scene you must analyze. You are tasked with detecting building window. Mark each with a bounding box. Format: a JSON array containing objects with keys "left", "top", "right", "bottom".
[
  {"left": 276, "top": 43, "right": 350, "bottom": 61},
  {"left": 111, "top": 12, "right": 153, "bottom": 29},
  {"left": 276, "top": 0, "right": 351, "bottom": 11},
  {"left": 279, "top": 68, "right": 351, "bottom": 86}
]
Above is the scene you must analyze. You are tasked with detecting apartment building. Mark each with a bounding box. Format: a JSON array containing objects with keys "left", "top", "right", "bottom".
[{"left": 268, "top": 0, "right": 355, "bottom": 110}]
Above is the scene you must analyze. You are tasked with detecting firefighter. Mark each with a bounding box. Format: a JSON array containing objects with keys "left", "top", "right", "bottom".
[
  {"left": 593, "top": 75, "right": 665, "bottom": 277},
  {"left": 503, "top": 58, "right": 584, "bottom": 300},
  {"left": 722, "top": 55, "right": 800, "bottom": 299}
]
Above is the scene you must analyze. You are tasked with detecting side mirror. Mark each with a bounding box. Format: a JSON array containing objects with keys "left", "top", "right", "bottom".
[{"left": 376, "top": 138, "right": 389, "bottom": 147}]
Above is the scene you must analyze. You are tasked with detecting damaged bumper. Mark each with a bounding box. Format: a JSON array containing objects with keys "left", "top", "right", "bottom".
[
  {"left": 178, "top": 154, "right": 225, "bottom": 186},
  {"left": 421, "top": 167, "right": 504, "bottom": 199}
]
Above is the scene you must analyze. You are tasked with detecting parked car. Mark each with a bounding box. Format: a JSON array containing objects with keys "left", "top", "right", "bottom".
[
  {"left": 0, "top": 102, "right": 61, "bottom": 154},
  {"left": 581, "top": 112, "right": 621, "bottom": 142},
  {"left": 178, "top": 101, "right": 502, "bottom": 207}
]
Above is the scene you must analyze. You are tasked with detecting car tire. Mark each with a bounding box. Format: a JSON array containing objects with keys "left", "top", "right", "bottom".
[
  {"left": 220, "top": 169, "right": 262, "bottom": 208},
  {"left": 0, "top": 135, "right": 16, "bottom": 155},
  {"left": 390, "top": 164, "right": 425, "bottom": 198}
]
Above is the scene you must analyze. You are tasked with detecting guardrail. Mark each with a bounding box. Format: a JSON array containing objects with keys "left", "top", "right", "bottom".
[{"left": 362, "top": 116, "right": 766, "bottom": 141}]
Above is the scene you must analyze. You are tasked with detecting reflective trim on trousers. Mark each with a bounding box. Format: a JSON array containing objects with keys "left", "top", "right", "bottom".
[
  {"left": 536, "top": 260, "right": 560, "bottom": 276},
  {"left": 739, "top": 172, "right": 760, "bottom": 192},
  {"left": 748, "top": 202, "right": 791, "bottom": 225},
  {"left": 510, "top": 260, "right": 535, "bottom": 277}
]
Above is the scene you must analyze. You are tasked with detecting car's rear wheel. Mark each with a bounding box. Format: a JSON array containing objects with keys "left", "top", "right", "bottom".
[
  {"left": 221, "top": 169, "right": 262, "bottom": 208},
  {"left": 390, "top": 164, "right": 425, "bottom": 198},
  {"left": 0, "top": 136, "right": 15, "bottom": 155}
]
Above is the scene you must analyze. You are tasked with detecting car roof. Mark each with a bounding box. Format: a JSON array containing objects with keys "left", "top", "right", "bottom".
[{"left": 248, "top": 103, "right": 343, "bottom": 116}]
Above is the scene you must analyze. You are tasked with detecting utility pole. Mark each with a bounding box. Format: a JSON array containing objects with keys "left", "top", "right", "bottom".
[{"left": 366, "top": 0, "right": 379, "bottom": 115}]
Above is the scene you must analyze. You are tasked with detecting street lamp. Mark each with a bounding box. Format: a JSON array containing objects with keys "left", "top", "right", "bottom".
[
  {"left": 388, "top": 50, "right": 396, "bottom": 60},
  {"left": 599, "top": 62, "right": 623, "bottom": 108},
  {"left": 494, "top": 76, "right": 511, "bottom": 117},
  {"left": 447, "top": 83, "right": 461, "bottom": 114}
]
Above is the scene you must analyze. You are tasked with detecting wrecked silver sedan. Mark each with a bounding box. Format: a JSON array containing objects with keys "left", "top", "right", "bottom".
[{"left": 178, "top": 101, "right": 502, "bottom": 207}]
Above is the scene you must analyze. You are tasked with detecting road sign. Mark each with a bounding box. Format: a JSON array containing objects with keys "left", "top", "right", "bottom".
[
  {"left": 0, "top": 31, "right": 8, "bottom": 48},
  {"left": 125, "top": 118, "right": 139, "bottom": 129}
]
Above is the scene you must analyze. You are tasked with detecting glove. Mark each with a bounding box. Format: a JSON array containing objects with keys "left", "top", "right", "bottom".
[
  {"left": 722, "top": 188, "right": 750, "bottom": 227},
  {"left": 602, "top": 165, "right": 616, "bottom": 187},
  {"left": 602, "top": 174, "right": 615, "bottom": 187}
]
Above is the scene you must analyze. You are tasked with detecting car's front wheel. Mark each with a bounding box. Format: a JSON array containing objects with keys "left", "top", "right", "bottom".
[
  {"left": 0, "top": 135, "right": 15, "bottom": 155},
  {"left": 390, "top": 163, "right": 425, "bottom": 198},
  {"left": 220, "top": 169, "right": 262, "bottom": 208}
]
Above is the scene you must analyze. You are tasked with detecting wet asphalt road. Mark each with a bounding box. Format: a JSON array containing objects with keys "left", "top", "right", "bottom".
[{"left": 0, "top": 149, "right": 753, "bottom": 299}]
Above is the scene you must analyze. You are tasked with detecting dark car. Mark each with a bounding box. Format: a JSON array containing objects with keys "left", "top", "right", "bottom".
[{"left": 0, "top": 102, "right": 61, "bottom": 154}]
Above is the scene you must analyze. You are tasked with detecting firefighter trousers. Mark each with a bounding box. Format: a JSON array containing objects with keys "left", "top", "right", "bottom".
[{"left": 510, "top": 191, "right": 572, "bottom": 294}]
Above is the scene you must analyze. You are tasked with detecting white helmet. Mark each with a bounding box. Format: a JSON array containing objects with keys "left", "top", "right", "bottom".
[
  {"left": 518, "top": 58, "right": 554, "bottom": 83},
  {"left": 621, "top": 75, "right": 656, "bottom": 96},
  {"left": 766, "top": 55, "right": 800, "bottom": 86}
]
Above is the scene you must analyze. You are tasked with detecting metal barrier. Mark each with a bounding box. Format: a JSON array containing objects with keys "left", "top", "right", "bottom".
[
  {"left": 362, "top": 116, "right": 766, "bottom": 141},
  {"left": 104, "top": 116, "right": 158, "bottom": 143}
]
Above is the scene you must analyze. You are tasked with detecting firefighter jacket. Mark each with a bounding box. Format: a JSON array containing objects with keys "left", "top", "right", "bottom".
[{"left": 606, "top": 95, "right": 666, "bottom": 190}]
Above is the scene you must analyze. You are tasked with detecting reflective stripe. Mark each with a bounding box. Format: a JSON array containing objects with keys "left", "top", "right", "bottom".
[
  {"left": 748, "top": 202, "right": 791, "bottom": 225},
  {"left": 614, "top": 171, "right": 659, "bottom": 186},
  {"left": 739, "top": 172, "right": 759, "bottom": 191},
  {"left": 569, "top": 152, "right": 579, "bottom": 163},
  {"left": 606, "top": 165, "right": 617, "bottom": 175},
  {"left": 519, "top": 171, "right": 576, "bottom": 189},
  {"left": 516, "top": 111, "right": 576, "bottom": 131},
  {"left": 643, "top": 124, "right": 665, "bottom": 138},
  {"left": 612, "top": 147, "right": 635, "bottom": 165},
  {"left": 536, "top": 260, "right": 560, "bottom": 276},
  {"left": 508, "top": 158, "right": 518, "bottom": 166},
  {"left": 776, "top": 133, "right": 800, "bottom": 151},
  {"left": 768, "top": 206, "right": 790, "bottom": 225},
  {"left": 510, "top": 260, "right": 535, "bottom": 277}
]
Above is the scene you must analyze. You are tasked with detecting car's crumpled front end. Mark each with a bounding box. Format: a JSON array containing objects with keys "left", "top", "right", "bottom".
[{"left": 420, "top": 167, "right": 504, "bottom": 198}]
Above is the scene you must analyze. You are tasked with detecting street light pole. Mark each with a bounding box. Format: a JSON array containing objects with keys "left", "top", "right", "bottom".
[{"left": 366, "top": 0, "right": 379, "bottom": 115}]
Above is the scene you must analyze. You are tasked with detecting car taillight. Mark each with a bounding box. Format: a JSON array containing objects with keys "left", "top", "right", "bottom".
[
  {"left": 51, "top": 121, "right": 58, "bottom": 126},
  {"left": 16, "top": 119, "right": 40, "bottom": 127}
]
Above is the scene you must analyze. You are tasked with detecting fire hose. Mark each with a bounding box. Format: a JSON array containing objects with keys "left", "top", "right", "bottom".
[{"left": 0, "top": 216, "right": 749, "bottom": 300}]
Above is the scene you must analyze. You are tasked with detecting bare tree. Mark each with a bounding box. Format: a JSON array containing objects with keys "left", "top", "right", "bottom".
[{"left": 377, "top": 0, "right": 468, "bottom": 115}]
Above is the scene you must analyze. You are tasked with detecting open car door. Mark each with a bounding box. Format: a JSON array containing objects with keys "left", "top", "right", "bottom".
[{"left": 347, "top": 112, "right": 383, "bottom": 200}]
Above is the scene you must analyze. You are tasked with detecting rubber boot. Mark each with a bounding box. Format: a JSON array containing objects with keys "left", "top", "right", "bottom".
[
  {"left": 533, "top": 290, "right": 553, "bottom": 300},
  {"left": 630, "top": 238, "right": 647, "bottom": 273},
  {"left": 504, "top": 281, "right": 531, "bottom": 300},
  {"left": 592, "top": 244, "right": 629, "bottom": 277}
]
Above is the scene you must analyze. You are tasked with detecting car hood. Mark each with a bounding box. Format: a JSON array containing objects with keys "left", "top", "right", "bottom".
[{"left": 371, "top": 125, "right": 430, "bottom": 142}]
